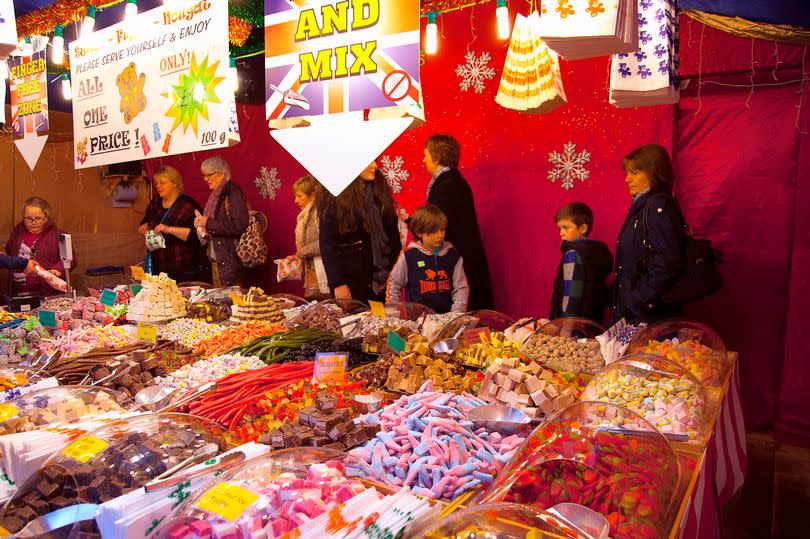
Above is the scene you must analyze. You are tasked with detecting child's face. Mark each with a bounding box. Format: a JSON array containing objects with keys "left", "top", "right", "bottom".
[
  {"left": 421, "top": 229, "right": 446, "bottom": 250},
  {"left": 557, "top": 219, "right": 588, "bottom": 242}
]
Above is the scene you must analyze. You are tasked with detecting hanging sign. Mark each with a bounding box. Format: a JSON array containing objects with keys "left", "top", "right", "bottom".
[
  {"left": 69, "top": 0, "right": 239, "bottom": 169},
  {"left": 9, "top": 50, "right": 49, "bottom": 170},
  {"left": 264, "top": 0, "right": 422, "bottom": 123}
]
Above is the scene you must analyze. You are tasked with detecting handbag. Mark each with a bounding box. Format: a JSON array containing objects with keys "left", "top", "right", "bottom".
[
  {"left": 640, "top": 195, "right": 723, "bottom": 305},
  {"left": 225, "top": 196, "right": 268, "bottom": 269},
  {"left": 274, "top": 257, "right": 302, "bottom": 282},
  {"left": 143, "top": 199, "right": 177, "bottom": 274}
]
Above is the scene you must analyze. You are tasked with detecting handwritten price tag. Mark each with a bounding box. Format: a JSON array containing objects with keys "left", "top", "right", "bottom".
[
  {"left": 196, "top": 482, "right": 259, "bottom": 522},
  {"left": 137, "top": 322, "right": 157, "bottom": 344},
  {"left": 463, "top": 327, "right": 491, "bottom": 346},
  {"left": 130, "top": 266, "right": 146, "bottom": 280},
  {"left": 0, "top": 404, "right": 20, "bottom": 422},
  {"left": 387, "top": 329, "right": 406, "bottom": 353},
  {"left": 369, "top": 300, "right": 387, "bottom": 318},
  {"left": 61, "top": 435, "right": 109, "bottom": 463},
  {"left": 312, "top": 352, "right": 348, "bottom": 384}
]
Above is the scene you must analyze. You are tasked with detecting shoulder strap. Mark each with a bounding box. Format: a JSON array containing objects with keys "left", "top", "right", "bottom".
[{"left": 158, "top": 197, "right": 179, "bottom": 225}]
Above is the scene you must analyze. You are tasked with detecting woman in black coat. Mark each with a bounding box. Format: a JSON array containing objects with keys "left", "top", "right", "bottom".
[
  {"left": 424, "top": 135, "right": 494, "bottom": 310},
  {"left": 318, "top": 162, "right": 401, "bottom": 304},
  {"left": 612, "top": 144, "right": 685, "bottom": 324}
]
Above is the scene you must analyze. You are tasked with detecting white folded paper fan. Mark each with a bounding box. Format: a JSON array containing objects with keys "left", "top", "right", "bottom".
[
  {"left": 496, "top": 12, "right": 567, "bottom": 114},
  {"left": 537, "top": 0, "right": 639, "bottom": 60}
]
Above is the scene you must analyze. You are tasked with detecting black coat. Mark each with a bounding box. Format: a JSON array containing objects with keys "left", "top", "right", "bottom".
[
  {"left": 427, "top": 168, "right": 494, "bottom": 310},
  {"left": 612, "top": 191, "right": 685, "bottom": 324},
  {"left": 205, "top": 181, "right": 249, "bottom": 286},
  {"left": 318, "top": 194, "right": 401, "bottom": 304},
  {"left": 550, "top": 239, "right": 614, "bottom": 324}
]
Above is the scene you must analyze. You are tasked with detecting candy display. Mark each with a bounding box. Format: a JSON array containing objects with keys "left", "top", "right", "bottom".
[
  {"left": 225, "top": 328, "right": 339, "bottom": 364},
  {"left": 185, "top": 300, "right": 231, "bottom": 323},
  {"left": 281, "top": 337, "right": 377, "bottom": 371},
  {"left": 286, "top": 299, "right": 369, "bottom": 333},
  {"left": 347, "top": 387, "right": 526, "bottom": 501},
  {"left": 0, "top": 367, "right": 37, "bottom": 393},
  {"left": 522, "top": 332, "right": 605, "bottom": 374},
  {"left": 40, "top": 325, "right": 136, "bottom": 358},
  {"left": 454, "top": 331, "right": 523, "bottom": 367},
  {"left": 0, "top": 413, "right": 225, "bottom": 535},
  {"left": 385, "top": 352, "right": 479, "bottom": 394},
  {"left": 194, "top": 321, "right": 287, "bottom": 358},
  {"left": 158, "top": 449, "right": 386, "bottom": 539},
  {"left": 0, "top": 386, "right": 124, "bottom": 436},
  {"left": 432, "top": 310, "right": 517, "bottom": 345},
  {"left": 504, "top": 318, "right": 548, "bottom": 347},
  {"left": 349, "top": 355, "right": 394, "bottom": 390},
  {"left": 44, "top": 340, "right": 175, "bottom": 385},
  {"left": 0, "top": 318, "right": 49, "bottom": 365},
  {"left": 38, "top": 295, "right": 74, "bottom": 313},
  {"left": 230, "top": 287, "right": 290, "bottom": 323},
  {"left": 582, "top": 354, "right": 710, "bottom": 441},
  {"left": 86, "top": 349, "right": 172, "bottom": 400},
  {"left": 186, "top": 362, "right": 315, "bottom": 429},
  {"left": 44, "top": 295, "right": 121, "bottom": 336},
  {"left": 156, "top": 354, "right": 266, "bottom": 390},
  {"left": 478, "top": 401, "right": 681, "bottom": 539},
  {"left": 420, "top": 312, "right": 463, "bottom": 342},
  {"left": 127, "top": 273, "right": 187, "bottom": 323},
  {"left": 159, "top": 317, "right": 224, "bottom": 348},
  {"left": 627, "top": 320, "right": 729, "bottom": 386},
  {"left": 477, "top": 357, "right": 583, "bottom": 419}
]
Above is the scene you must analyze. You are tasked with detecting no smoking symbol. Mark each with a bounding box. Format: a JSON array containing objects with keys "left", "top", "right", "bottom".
[{"left": 382, "top": 70, "right": 412, "bottom": 102}]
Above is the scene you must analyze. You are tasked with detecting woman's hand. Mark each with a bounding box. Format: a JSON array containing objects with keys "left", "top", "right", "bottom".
[
  {"left": 23, "top": 259, "right": 40, "bottom": 275},
  {"left": 153, "top": 224, "right": 171, "bottom": 236},
  {"left": 193, "top": 210, "right": 207, "bottom": 229},
  {"left": 48, "top": 269, "right": 62, "bottom": 277},
  {"left": 138, "top": 223, "right": 149, "bottom": 235},
  {"left": 334, "top": 285, "right": 352, "bottom": 300}
]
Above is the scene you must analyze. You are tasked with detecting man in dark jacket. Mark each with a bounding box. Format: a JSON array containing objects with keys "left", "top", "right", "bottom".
[{"left": 423, "top": 134, "right": 494, "bottom": 310}]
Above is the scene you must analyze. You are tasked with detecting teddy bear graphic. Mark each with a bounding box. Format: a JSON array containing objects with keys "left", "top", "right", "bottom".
[{"left": 116, "top": 62, "right": 147, "bottom": 124}]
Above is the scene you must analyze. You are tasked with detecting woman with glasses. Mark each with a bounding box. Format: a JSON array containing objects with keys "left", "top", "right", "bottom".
[
  {"left": 192, "top": 156, "right": 249, "bottom": 287},
  {"left": 3, "top": 197, "right": 76, "bottom": 297},
  {"left": 138, "top": 166, "right": 205, "bottom": 282}
]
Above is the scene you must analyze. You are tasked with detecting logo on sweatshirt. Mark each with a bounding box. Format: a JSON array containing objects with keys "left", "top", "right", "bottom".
[{"left": 419, "top": 268, "right": 450, "bottom": 295}]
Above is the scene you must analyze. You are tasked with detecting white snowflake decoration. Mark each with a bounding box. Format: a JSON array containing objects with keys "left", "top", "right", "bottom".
[
  {"left": 548, "top": 141, "right": 592, "bottom": 190},
  {"left": 456, "top": 51, "right": 497, "bottom": 94},
  {"left": 255, "top": 166, "right": 281, "bottom": 200},
  {"left": 380, "top": 155, "right": 410, "bottom": 193}
]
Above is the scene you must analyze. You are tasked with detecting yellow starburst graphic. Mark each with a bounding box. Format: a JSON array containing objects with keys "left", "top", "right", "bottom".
[{"left": 163, "top": 53, "right": 225, "bottom": 136}]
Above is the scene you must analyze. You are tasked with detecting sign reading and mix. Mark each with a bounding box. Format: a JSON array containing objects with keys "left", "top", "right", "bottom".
[
  {"left": 69, "top": 0, "right": 239, "bottom": 169},
  {"left": 265, "top": 0, "right": 421, "bottom": 121}
]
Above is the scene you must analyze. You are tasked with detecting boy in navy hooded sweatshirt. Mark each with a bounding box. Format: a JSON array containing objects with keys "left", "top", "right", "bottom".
[
  {"left": 550, "top": 202, "right": 614, "bottom": 324},
  {"left": 386, "top": 205, "right": 469, "bottom": 313}
]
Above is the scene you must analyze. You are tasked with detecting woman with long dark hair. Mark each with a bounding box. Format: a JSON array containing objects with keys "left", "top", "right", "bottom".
[
  {"left": 318, "top": 161, "right": 401, "bottom": 303},
  {"left": 612, "top": 144, "right": 685, "bottom": 324}
]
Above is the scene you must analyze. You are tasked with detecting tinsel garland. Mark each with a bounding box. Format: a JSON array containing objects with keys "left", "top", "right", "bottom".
[
  {"left": 420, "top": 0, "right": 490, "bottom": 15},
  {"left": 16, "top": 0, "right": 256, "bottom": 48}
]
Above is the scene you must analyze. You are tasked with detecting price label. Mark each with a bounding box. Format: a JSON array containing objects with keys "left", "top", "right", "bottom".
[
  {"left": 387, "top": 329, "right": 406, "bottom": 353},
  {"left": 130, "top": 266, "right": 146, "bottom": 280},
  {"left": 312, "top": 352, "right": 348, "bottom": 384},
  {"left": 137, "top": 322, "right": 157, "bottom": 344},
  {"left": 130, "top": 284, "right": 143, "bottom": 296},
  {"left": 463, "top": 327, "right": 490, "bottom": 346},
  {"left": 196, "top": 482, "right": 259, "bottom": 522},
  {"left": 369, "top": 300, "right": 387, "bottom": 318},
  {"left": 0, "top": 404, "right": 20, "bottom": 422},
  {"left": 99, "top": 289, "right": 118, "bottom": 307},
  {"left": 61, "top": 435, "right": 109, "bottom": 463},
  {"left": 38, "top": 310, "right": 57, "bottom": 328}
]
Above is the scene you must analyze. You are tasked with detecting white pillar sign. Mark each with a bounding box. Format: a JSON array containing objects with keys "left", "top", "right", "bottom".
[{"left": 69, "top": 0, "right": 239, "bottom": 169}]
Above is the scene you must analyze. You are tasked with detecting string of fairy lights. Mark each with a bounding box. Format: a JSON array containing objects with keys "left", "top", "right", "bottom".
[{"left": 4, "top": 0, "right": 515, "bottom": 100}]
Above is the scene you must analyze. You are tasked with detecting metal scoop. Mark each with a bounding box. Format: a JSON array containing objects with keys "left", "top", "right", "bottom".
[
  {"left": 352, "top": 391, "right": 384, "bottom": 413},
  {"left": 6, "top": 503, "right": 99, "bottom": 538},
  {"left": 467, "top": 404, "right": 532, "bottom": 435},
  {"left": 544, "top": 502, "right": 612, "bottom": 539},
  {"left": 432, "top": 327, "right": 465, "bottom": 355},
  {"left": 145, "top": 450, "right": 246, "bottom": 492},
  {"left": 156, "top": 381, "right": 217, "bottom": 413},
  {"left": 130, "top": 385, "right": 179, "bottom": 411},
  {"left": 269, "top": 84, "right": 311, "bottom": 110}
]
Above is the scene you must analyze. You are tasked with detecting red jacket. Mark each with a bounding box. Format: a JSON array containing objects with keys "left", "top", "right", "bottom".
[{"left": 4, "top": 221, "right": 77, "bottom": 296}]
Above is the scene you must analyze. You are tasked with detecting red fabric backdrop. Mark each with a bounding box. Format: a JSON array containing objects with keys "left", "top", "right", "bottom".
[{"left": 150, "top": 9, "right": 810, "bottom": 443}]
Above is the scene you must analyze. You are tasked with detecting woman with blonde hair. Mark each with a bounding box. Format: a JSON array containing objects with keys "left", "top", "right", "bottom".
[
  {"left": 4, "top": 197, "right": 76, "bottom": 296},
  {"left": 138, "top": 166, "right": 204, "bottom": 281},
  {"left": 288, "top": 175, "right": 330, "bottom": 300}
]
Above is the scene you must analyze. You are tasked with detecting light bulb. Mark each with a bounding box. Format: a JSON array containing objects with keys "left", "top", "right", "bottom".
[
  {"left": 52, "top": 26, "right": 64, "bottom": 64},
  {"left": 193, "top": 83, "right": 205, "bottom": 103},
  {"left": 425, "top": 12, "right": 438, "bottom": 55},
  {"left": 62, "top": 74, "right": 72, "bottom": 100},
  {"left": 82, "top": 6, "right": 97, "bottom": 38},
  {"left": 496, "top": 0, "right": 510, "bottom": 40},
  {"left": 229, "top": 58, "right": 239, "bottom": 93},
  {"left": 125, "top": 0, "right": 138, "bottom": 19}
]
